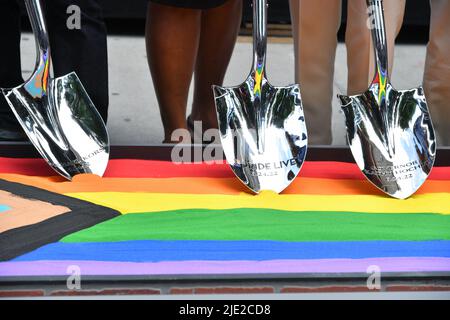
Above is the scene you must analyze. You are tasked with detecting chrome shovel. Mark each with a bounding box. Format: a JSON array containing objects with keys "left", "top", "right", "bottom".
[
  {"left": 338, "top": 0, "right": 436, "bottom": 199},
  {"left": 212, "top": 0, "right": 307, "bottom": 194},
  {"left": 1, "top": 0, "right": 109, "bottom": 180}
]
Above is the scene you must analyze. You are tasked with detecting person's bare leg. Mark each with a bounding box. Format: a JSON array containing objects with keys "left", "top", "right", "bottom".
[
  {"left": 146, "top": 3, "right": 201, "bottom": 142},
  {"left": 424, "top": 0, "right": 450, "bottom": 146},
  {"left": 289, "top": 0, "right": 342, "bottom": 145},
  {"left": 190, "top": 0, "right": 242, "bottom": 132}
]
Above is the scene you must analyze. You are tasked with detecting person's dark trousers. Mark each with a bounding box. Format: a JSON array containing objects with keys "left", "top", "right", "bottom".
[
  {"left": 0, "top": 0, "right": 25, "bottom": 140},
  {"left": 0, "top": 0, "right": 109, "bottom": 141}
]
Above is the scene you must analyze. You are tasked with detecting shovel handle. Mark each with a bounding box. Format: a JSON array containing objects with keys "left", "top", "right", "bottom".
[
  {"left": 367, "top": 0, "right": 389, "bottom": 85},
  {"left": 252, "top": 0, "right": 268, "bottom": 74},
  {"left": 24, "top": 0, "right": 52, "bottom": 76}
]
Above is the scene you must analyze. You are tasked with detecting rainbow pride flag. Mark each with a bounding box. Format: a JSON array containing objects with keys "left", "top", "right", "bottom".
[{"left": 0, "top": 157, "right": 449, "bottom": 277}]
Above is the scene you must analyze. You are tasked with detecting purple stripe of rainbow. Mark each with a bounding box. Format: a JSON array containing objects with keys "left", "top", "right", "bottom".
[{"left": 1, "top": 258, "right": 449, "bottom": 276}]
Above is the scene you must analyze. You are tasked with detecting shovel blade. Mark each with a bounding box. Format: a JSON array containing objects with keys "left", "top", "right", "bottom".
[
  {"left": 339, "top": 84, "right": 436, "bottom": 199},
  {"left": 213, "top": 80, "right": 308, "bottom": 194},
  {"left": 2, "top": 72, "right": 109, "bottom": 179}
]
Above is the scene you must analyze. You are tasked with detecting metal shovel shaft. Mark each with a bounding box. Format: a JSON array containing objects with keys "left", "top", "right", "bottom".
[
  {"left": 25, "top": 0, "right": 50, "bottom": 82},
  {"left": 369, "top": 0, "right": 389, "bottom": 87},
  {"left": 252, "top": 0, "right": 267, "bottom": 72},
  {"left": 252, "top": 0, "right": 268, "bottom": 153}
]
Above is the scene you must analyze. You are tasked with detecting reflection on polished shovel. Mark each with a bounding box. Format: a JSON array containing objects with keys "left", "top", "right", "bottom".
[
  {"left": 338, "top": 0, "right": 436, "bottom": 199},
  {"left": 212, "top": 0, "right": 307, "bottom": 194},
  {"left": 1, "top": 0, "right": 109, "bottom": 180}
]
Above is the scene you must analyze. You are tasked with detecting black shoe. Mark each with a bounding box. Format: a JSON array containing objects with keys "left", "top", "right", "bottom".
[
  {"left": 0, "top": 128, "right": 28, "bottom": 141},
  {"left": 0, "top": 114, "right": 28, "bottom": 142}
]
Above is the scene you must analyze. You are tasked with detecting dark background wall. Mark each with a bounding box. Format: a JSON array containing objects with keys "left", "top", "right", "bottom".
[
  {"left": 98, "top": 0, "right": 430, "bottom": 26},
  {"left": 20, "top": 0, "right": 431, "bottom": 42},
  {"left": 99, "top": 0, "right": 431, "bottom": 42}
]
